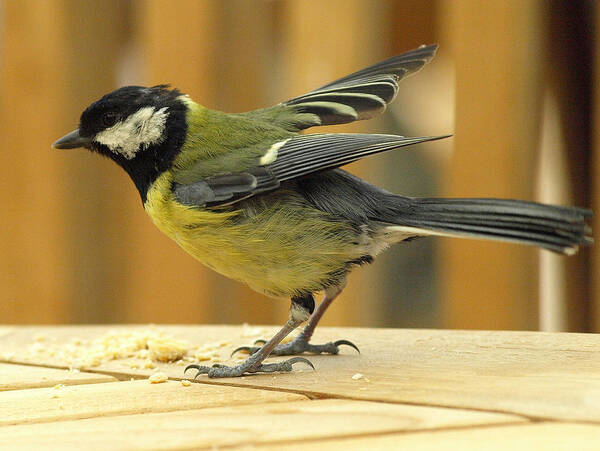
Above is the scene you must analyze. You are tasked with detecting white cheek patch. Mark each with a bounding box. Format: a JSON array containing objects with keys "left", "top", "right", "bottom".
[{"left": 95, "top": 106, "right": 170, "bottom": 159}]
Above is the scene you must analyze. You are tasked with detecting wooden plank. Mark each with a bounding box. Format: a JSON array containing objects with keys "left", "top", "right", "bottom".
[
  {"left": 0, "top": 379, "right": 305, "bottom": 427},
  {"left": 0, "top": 399, "right": 524, "bottom": 450},
  {"left": 2, "top": 326, "right": 600, "bottom": 422},
  {"left": 0, "top": 328, "right": 15, "bottom": 340},
  {"left": 0, "top": 363, "right": 116, "bottom": 392},
  {"left": 257, "top": 423, "right": 600, "bottom": 451},
  {"left": 440, "top": 0, "right": 545, "bottom": 330}
]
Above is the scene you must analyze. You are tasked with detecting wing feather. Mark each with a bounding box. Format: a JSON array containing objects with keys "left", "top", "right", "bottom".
[
  {"left": 173, "top": 133, "right": 448, "bottom": 208},
  {"left": 282, "top": 44, "right": 437, "bottom": 128}
]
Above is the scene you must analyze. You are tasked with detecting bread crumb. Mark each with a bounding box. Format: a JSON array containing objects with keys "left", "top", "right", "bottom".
[
  {"left": 352, "top": 373, "right": 369, "bottom": 381},
  {"left": 147, "top": 337, "right": 189, "bottom": 362},
  {"left": 148, "top": 373, "right": 168, "bottom": 384},
  {"left": 21, "top": 325, "right": 285, "bottom": 371},
  {"left": 181, "top": 379, "right": 192, "bottom": 387},
  {"left": 194, "top": 352, "right": 212, "bottom": 362}
]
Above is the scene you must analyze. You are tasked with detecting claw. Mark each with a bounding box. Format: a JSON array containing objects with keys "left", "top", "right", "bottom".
[
  {"left": 231, "top": 346, "right": 252, "bottom": 357},
  {"left": 334, "top": 339, "right": 360, "bottom": 354},
  {"left": 253, "top": 339, "right": 267, "bottom": 346},
  {"left": 184, "top": 364, "right": 210, "bottom": 380},
  {"left": 286, "top": 356, "right": 316, "bottom": 371},
  {"left": 184, "top": 364, "right": 198, "bottom": 374}
]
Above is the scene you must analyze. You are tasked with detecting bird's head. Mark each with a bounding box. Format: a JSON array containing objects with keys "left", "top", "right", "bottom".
[{"left": 53, "top": 85, "right": 189, "bottom": 200}]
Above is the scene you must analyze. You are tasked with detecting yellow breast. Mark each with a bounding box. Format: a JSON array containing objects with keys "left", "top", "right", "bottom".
[{"left": 144, "top": 171, "right": 363, "bottom": 297}]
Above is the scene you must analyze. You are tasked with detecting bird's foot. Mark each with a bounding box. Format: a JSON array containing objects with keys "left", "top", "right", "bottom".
[
  {"left": 185, "top": 356, "right": 314, "bottom": 379},
  {"left": 233, "top": 336, "right": 359, "bottom": 357}
]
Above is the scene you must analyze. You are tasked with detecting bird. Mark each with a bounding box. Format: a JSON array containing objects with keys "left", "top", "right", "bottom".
[{"left": 53, "top": 44, "right": 592, "bottom": 378}]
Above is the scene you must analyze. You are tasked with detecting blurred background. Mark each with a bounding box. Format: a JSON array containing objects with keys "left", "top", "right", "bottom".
[{"left": 0, "top": 0, "right": 597, "bottom": 332}]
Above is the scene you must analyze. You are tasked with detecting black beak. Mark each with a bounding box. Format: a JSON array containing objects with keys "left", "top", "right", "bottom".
[{"left": 52, "top": 129, "right": 91, "bottom": 149}]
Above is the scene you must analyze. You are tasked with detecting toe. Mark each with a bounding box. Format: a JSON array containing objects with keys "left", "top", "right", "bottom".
[{"left": 184, "top": 364, "right": 211, "bottom": 379}]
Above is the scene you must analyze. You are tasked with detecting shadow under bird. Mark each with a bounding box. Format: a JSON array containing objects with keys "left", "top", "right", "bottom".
[{"left": 53, "top": 44, "right": 592, "bottom": 378}]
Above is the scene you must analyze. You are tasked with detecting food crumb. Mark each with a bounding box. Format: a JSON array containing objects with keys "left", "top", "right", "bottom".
[
  {"left": 351, "top": 373, "right": 369, "bottom": 381},
  {"left": 181, "top": 379, "right": 191, "bottom": 387},
  {"left": 148, "top": 373, "right": 168, "bottom": 384},
  {"left": 194, "top": 352, "right": 212, "bottom": 362}
]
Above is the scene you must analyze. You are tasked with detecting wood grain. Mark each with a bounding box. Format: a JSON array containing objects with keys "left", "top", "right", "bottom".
[
  {"left": 0, "top": 399, "right": 524, "bottom": 450},
  {"left": 0, "top": 379, "right": 305, "bottom": 426},
  {"left": 256, "top": 423, "right": 600, "bottom": 451},
  {"left": 1, "top": 326, "right": 600, "bottom": 422},
  {"left": 0, "top": 363, "right": 116, "bottom": 391}
]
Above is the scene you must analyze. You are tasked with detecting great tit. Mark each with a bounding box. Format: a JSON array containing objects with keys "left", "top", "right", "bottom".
[{"left": 53, "top": 44, "right": 592, "bottom": 378}]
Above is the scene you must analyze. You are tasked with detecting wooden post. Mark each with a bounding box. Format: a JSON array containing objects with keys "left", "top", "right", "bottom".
[
  {"left": 277, "top": 0, "right": 394, "bottom": 326},
  {"left": 593, "top": 4, "right": 600, "bottom": 333},
  {"left": 118, "top": 0, "right": 223, "bottom": 324},
  {"left": 440, "top": 1, "right": 546, "bottom": 330},
  {"left": 0, "top": 0, "right": 129, "bottom": 323}
]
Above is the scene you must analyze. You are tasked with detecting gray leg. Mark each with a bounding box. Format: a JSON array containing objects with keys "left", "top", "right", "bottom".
[
  {"left": 233, "top": 279, "right": 359, "bottom": 357},
  {"left": 186, "top": 295, "right": 315, "bottom": 378}
]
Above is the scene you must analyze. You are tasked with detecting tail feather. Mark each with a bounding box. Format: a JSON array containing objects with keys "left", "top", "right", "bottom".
[{"left": 394, "top": 198, "right": 592, "bottom": 254}]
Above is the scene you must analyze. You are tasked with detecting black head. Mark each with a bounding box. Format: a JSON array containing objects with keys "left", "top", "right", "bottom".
[{"left": 53, "top": 85, "right": 189, "bottom": 202}]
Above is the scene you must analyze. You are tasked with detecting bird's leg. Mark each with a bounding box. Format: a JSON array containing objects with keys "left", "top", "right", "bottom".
[
  {"left": 233, "top": 279, "right": 359, "bottom": 357},
  {"left": 186, "top": 294, "right": 316, "bottom": 378}
]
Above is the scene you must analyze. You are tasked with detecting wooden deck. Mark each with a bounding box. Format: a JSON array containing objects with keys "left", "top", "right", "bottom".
[{"left": 1, "top": 325, "right": 599, "bottom": 449}]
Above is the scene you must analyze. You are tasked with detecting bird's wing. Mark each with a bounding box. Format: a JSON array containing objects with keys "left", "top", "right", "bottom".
[
  {"left": 246, "top": 44, "right": 438, "bottom": 131},
  {"left": 173, "top": 133, "right": 447, "bottom": 208}
]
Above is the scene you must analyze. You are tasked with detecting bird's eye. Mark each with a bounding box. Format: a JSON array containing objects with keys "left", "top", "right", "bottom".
[{"left": 102, "top": 111, "right": 119, "bottom": 128}]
